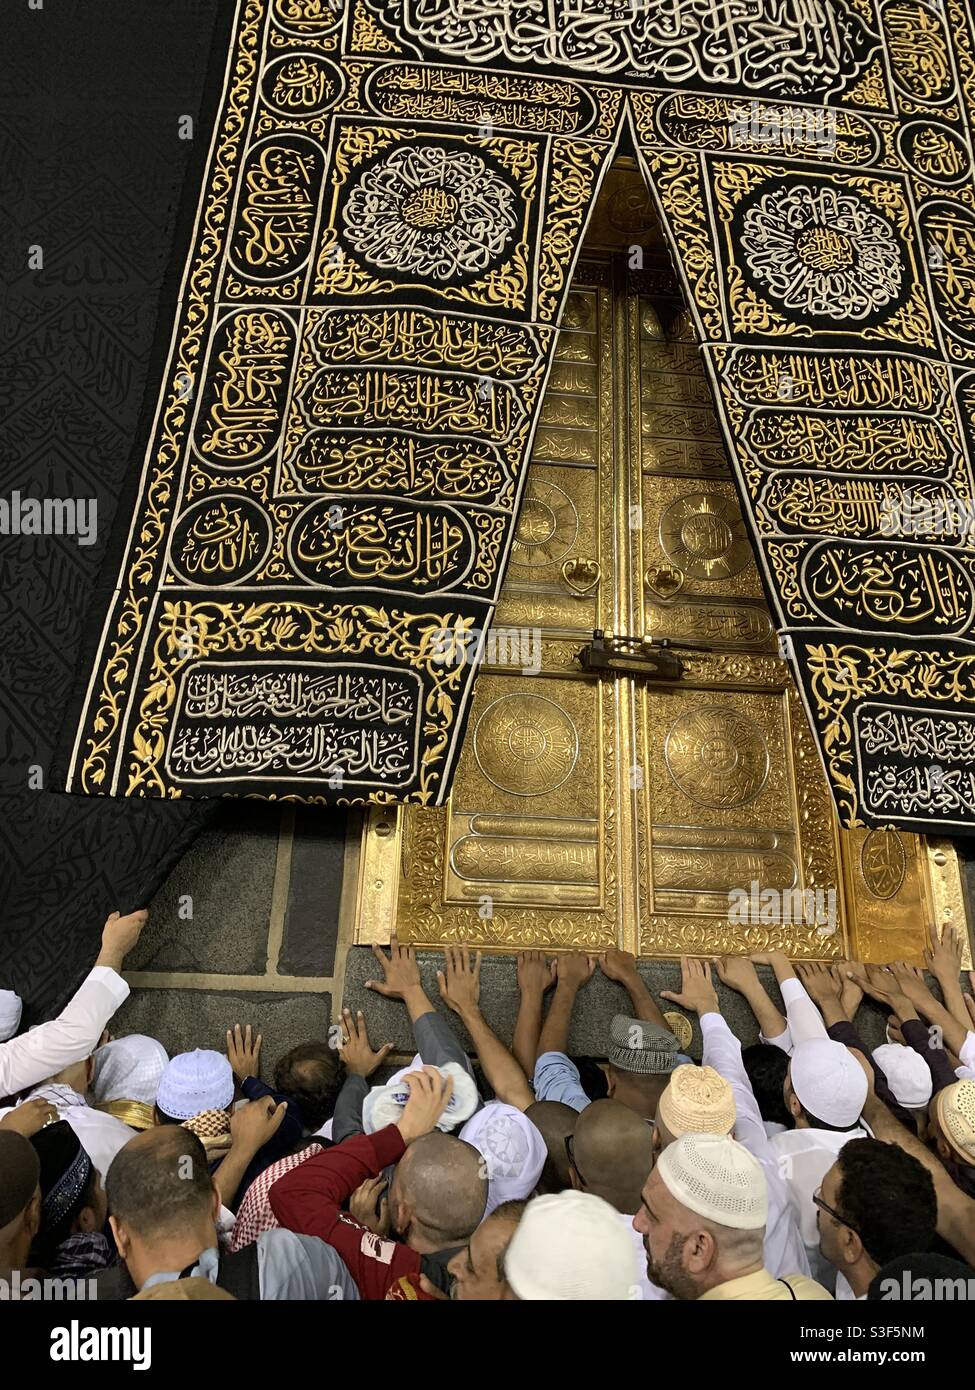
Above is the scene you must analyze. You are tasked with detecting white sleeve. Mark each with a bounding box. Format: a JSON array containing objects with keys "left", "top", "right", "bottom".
[
  {"left": 0, "top": 967, "right": 129, "bottom": 1099},
  {"left": 960, "top": 1031, "right": 975, "bottom": 1072},
  {"left": 701, "top": 1012, "right": 772, "bottom": 1162},
  {"left": 761, "top": 1024, "right": 794, "bottom": 1056},
  {"left": 779, "top": 977, "right": 828, "bottom": 1046}
]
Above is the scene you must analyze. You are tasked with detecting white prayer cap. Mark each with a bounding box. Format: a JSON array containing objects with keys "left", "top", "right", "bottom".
[
  {"left": 156, "top": 1049, "right": 233, "bottom": 1121},
  {"left": 872, "top": 1043, "right": 933, "bottom": 1109},
  {"left": 459, "top": 1102, "right": 547, "bottom": 1216},
  {"left": 92, "top": 1035, "right": 169, "bottom": 1105},
  {"left": 657, "top": 1133, "right": 768, "bottom": 1231},
  {"left": 0, "top": 990, "right": 23, "bottom": 1042},
  {"left": 504, "top": 1191, "right": 636, "bottom": 1300},
  {"left": 361, "top": 1056, "right": 478, "bottom": 1135},
  {"left": 790, "top": 1038, "right": 867, "bottom": 1129}
]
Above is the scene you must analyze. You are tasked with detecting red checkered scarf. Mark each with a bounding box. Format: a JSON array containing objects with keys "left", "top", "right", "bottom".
[{"left": 229, "top": 1143, "right": 324, "bottom": 1252}]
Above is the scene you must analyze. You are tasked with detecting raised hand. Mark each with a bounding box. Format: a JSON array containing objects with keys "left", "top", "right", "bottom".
[
  {"left": 836, "top": 960, "right": 864, "bottom": 1019},
  {"left": 555, "top": 952, "right": 597, "bottom": 989},
  {"left": 349, "top": 1175, "right": 390, "bottom": 1237},
  {"left": 599, "top": 947, "right": 640, "bottom": 984},
  {"left": 339, "top": 1008, "right": 393, "bottom": 1078},
  {"left": 0, "top": 1098, "right": 58, "bottom": 1137},
  {"left": 229, "top": 1094, "right": 287, "bottom": 1154},
  {"left": 925, "top": 923, "right": 963, "bottom": 983},
  {"left": 714, "top": 955, "right": 760, "bottom": 995},
  {"left": 226, "top": 1023, "right": 262, "bottom": 1083},
  {"left": 366, "top": 937, "right": 422, "bottom": 1000},
  {"left": 396, "top": 1066, "right": 454, "bottom": 1144},
  {"left": 887, "top": 960, "right": 936, "bottom": 1013},
  {"left": 795, "top": 961, "right": 843, "bottom": 1006},
  {"left": 97, "top": 908, "right": 149, "bottom": 968},
  {"left": 516, "top": 949, "right": 556, "bottom": 995},
  {"left": 438, "top": 944, "right": 482, "bottom": 1016},
  {"left": 660, "top": 955, "right": 718, "bottom": 1016}
]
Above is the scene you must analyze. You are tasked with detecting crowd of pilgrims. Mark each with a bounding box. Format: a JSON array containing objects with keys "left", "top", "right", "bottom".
[{"left": 1, "top": 908, "right": 974, "bottom": 1301}]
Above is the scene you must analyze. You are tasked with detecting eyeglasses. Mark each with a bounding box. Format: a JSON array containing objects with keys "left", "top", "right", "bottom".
[{"left": 812, "top": 1186, "right": 861, "bottom": 1239}]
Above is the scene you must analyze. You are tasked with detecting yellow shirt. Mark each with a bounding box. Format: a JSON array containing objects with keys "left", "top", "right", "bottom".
[{"left": 699, "top": 1269, "right": 833, "bottom": 1301}]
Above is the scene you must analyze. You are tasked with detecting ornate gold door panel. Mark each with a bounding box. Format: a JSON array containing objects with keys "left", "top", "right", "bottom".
[{"left": 352, "top": 202, "right": 968, "bottom": 962}]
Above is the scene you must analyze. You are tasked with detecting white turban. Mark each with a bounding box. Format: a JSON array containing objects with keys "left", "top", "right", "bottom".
[
  {"left": 361, "top": 1056, "right": 478, "bottom": 1135},
  {"left": 92, "top": 1035, "right": 170, "bottom": 1105},
  {"left": 459, "top": 1102, "right": 547, "bottom": 1216},
  {"left": 0, "top": 990, "right": 23, "bottom": 1043}
]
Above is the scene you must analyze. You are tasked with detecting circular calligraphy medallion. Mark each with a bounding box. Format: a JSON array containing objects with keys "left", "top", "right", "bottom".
[
  {"left": 659, "top": 493, "right": 751, "bottom": 581},
  {"left": 261, "top": 53, "right": 343, "bottom": 117},
  {"left": 509, "top": 480, "right": 579, "bottom": 570},
  {"left": 664, "top": 706, "right": 770, "bottom": 808},
  {"left": 169, "top": 496, "right": 272, "bottom": 587},
  {"left": 340, "top": 145, "right": 518, "bottom": 283},
  {"left": 860, "top": 828, "right": 907, "bottom": 900},
  {"left": 737, "top": 181, "right": 905, "bottom": 325},
  {"left": 473, "top": 693, "right": 579, "bottom": 797}
]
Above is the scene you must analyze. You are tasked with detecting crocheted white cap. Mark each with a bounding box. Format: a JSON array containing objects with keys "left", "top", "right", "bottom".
[
  {"left": 504, "top": 1191, "right": 637, "bottom": 1300},
  {"left": 156, "top": 1049, "right": 234, "bottom": 1121},
  {"left": 657, "top": 1133, "right": 768, "bottom": 1231},
  {"left": 872, "top": 1043, "right": 933, "bottom": 1109},
  {"left": 92, "top": 1035, "right": 170, "bottom": 1105}
]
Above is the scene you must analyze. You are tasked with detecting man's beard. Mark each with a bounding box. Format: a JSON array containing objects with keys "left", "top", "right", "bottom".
[{"left": 644, "top": 1232, "right": 699, "bottom": 1301}]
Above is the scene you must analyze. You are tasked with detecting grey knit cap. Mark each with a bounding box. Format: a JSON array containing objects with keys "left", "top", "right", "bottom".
[{"left": 607, "top": 1015, "right": 681, "bottom": 1074}]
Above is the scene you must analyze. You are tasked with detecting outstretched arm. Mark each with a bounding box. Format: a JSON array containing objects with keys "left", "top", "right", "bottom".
[
  {"left": 513, "top": 951, "right": 555, "bottom": 1079},
  {"left": 439, "top": 947, "right": 533, "bottom": 1110},
  {"left": 0, "top": 910, "right": 147, "bottom": 1099},
  {"left": 364, "top": 938, "right": 435, "bottom": 1025},
  {"left": 713, "top": 955, "right": 787, "bottom": 1043},
  {"left": 925, "top": 924, "right": 969, "bottom": 1033},
  {"left": 599, "top": 948, "right": 668, "bottom": 1028},
  {"left": 535, "top": 953, "right": 596, "bottom": 1062}
]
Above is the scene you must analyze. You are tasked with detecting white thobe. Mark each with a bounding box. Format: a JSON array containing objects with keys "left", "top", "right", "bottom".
[
  {"left": 23, "top": 1082, "right": 137, "bottom": 1182},
  {"left": 0, "top": 967, "right": 129, "bottom": 1100},
  {"left": 701, "top": 1011, "right": 811, "bottom": 1280}
]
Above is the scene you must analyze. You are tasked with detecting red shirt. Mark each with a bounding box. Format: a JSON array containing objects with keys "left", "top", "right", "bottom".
[{"left": 268, "top": 1124, "right": 423, "bottom": 1300}]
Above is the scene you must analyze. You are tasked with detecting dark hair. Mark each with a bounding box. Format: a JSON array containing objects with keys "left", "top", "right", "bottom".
[
  {"left": 741, "top": 1043, "right": 792, "bottom": 1129},
  {"left": 273, "top": 1043, "right": 343, "bottom": 1132},
  {"left": 106, "top": 1129, "right": 213, "bottom": 1239},
  {"left": 835, "top": 1139, "right": 937, "bottom": 1267},
  {"left": 800, "top": 1108, "right": 863, "bottom": 1134},
  {"left": 487, "top": 1199, "right": 527, "bottom": 1278}
]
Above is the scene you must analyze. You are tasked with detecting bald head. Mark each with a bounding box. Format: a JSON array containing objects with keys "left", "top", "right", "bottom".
[
  {"left": 0, "top": 1130, "right": 41, "bottom": 1269},
  {"left": 106, "top": 1126, "right": 213, "bottom": 1240},
  {"left": 525, "top": 1101, "right": 576, "bottom": 1194},
  {"left": 393, "top": 1133, "right": 487, "bottom": 1247},
  {"left": 571, "top": 1099, "right": 653, "bottom": 1215}
]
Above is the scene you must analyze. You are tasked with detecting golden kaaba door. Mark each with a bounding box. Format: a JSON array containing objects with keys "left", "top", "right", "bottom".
[{"left": 350, "top": 173, "right": 967, "bottom": 962}]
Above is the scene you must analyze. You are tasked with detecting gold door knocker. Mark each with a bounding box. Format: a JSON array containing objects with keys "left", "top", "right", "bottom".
[
  {"left": 561, "top": 556, "right": 600, "bottom": 596},
  {"left": 644, "top": 564, "right": 684, "bottom": 601}
]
